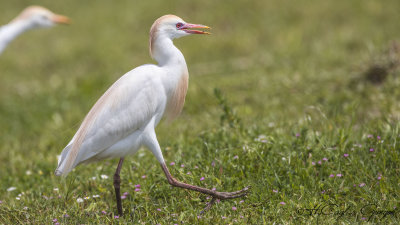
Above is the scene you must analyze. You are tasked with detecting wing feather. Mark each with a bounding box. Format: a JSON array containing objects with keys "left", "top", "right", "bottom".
[{"left": 56, "top": 65, "right": 164, "bottom": 176}]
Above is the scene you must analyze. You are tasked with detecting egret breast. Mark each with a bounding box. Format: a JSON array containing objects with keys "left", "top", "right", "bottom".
[{"left": 164, "top": 70, "right": 188, "bottom": 121}]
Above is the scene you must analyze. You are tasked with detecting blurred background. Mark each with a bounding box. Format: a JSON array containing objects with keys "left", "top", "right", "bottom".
[
  {"left": 1, "top": 0, "right": 399, "bottom": 158},
  {"left": 1, "top": 0, "right": 400, "bottom": 223}
]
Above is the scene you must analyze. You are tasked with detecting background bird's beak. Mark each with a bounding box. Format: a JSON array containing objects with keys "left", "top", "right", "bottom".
[
  {"left": 180, "top": 23, "right": 211, "bottom": 34},
  {"left": 52, "top": 14, "right": 71, "bottom": 25}
]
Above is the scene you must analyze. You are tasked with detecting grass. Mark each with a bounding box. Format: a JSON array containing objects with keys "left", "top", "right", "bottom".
[{"left": 1, "top": 0, "right": 400, "bottom": 224}]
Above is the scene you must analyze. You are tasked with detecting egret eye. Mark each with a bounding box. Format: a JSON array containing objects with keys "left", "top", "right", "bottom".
[{"left": 176, "top": 23, "right": 184, "bottom": 29}]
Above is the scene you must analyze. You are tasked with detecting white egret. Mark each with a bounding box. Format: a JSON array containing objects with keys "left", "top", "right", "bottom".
[
  {"left": 0, "top": 6, "right": 70, "bottom": 54},
  {"left": 55, "top": 15, "right": 249, "bottom": 216}
]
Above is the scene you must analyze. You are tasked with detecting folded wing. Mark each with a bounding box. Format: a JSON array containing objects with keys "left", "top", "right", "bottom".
[{"left": 55, "top": 65, "right": 164, "bottom": 176}]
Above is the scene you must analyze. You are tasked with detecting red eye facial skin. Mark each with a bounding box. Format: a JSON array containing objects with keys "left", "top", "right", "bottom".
[{"left": 176, "top": 23, "right": 184, "bottom": 29}]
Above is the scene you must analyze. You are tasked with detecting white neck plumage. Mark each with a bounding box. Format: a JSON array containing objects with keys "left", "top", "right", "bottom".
[
  {"left": 151, "top": 35, "right": 186, "bottom": 68},
  {"left": 150, "top": 35, "right": 189, "bottom": 121},
  {"left": 0, "top": 19, "right": 35, "bottom": 54}
]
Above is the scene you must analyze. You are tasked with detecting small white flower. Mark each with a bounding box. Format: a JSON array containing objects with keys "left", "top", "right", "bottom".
[
  {"left": 76, "top": 198, "right": 84, "bottom": 203},
  {"left": 16, "top": 197, "right": 20, "bottom": 200},
  {"left": 258, "top": 134, "right": 266, "bottom": 139},
  {"left": 254, "top": 134, "right": 268, "bottom": 143},
  {"left": 23, "top": 207, "right": 28, "bottom": 210},
  {"left": 282, "top": 157, "right": 287, "bottom": 161},
  {"left": 84, "top": 196, "right": 90, "bottom": 200},
  {"left": 92, "top": 195, "right": 100, "bottom": 198},
  {"left": 7, "top": 187, "right": 16, "bottom": 192},
  {"left": 26, "top": 170, "right": 32, "bottom": 175},
  {"left": 100, "top": 174, "right": 109, "bottom": 179},
  {"left": 91, "top": 176, "right": 97, "bottom": 180},
  {"left": 53, "top": 188, "right": 59, "bottom": 192},
  {"left": 18, "top": 193, "right": 22, "bottom": 197}
]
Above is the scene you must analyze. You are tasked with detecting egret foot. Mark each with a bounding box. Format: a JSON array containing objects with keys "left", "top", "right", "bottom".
[{"left": 161, "top": 163, "right": 250, "bottom": 214}]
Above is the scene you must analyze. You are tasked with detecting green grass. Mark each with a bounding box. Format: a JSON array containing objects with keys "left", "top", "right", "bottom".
[{"left": 1, "top": 0, "right": 400, "bottom": 224}]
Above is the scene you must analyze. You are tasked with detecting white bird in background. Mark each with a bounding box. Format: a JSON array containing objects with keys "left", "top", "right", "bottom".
[
  {"left": 0, "top": 6, "right": 70, "bottom": 54},
  {"left": 55, "top": 15, "right": 249, "bottom": 216}
]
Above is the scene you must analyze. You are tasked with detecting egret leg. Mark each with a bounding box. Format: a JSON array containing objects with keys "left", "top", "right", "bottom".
[
  {"left": 113, "top": 157, "right": 125, "bottom": 216},
  {"left": 160, "top": 163, "right": 250, "bottom": 213}
]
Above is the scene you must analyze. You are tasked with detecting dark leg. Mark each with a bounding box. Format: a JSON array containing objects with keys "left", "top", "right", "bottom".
[
  {"left": 113, "top": 157, "right": 125, "bottom": 216},
  {"left": 160, "top": 163, "right": 250, "bottom": 213}
]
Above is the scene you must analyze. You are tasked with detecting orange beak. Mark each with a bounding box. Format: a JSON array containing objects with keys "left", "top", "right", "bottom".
[
  {"left": 52, "top": 14, "right": 71, "bottom": 25},
  {"left": 179, "top": 23, "right": 211, "bottom": 35}
]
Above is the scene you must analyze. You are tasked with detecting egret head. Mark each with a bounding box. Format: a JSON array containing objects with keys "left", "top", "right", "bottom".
[
  {"left": 150, "top": 15, "right": 210, "bottom": 40},
  {"left": 13, "top": 6, "right": 70, "bottom": 28},
  {"left": 149, "top": 15, "right": 210, "bottom": 58}
]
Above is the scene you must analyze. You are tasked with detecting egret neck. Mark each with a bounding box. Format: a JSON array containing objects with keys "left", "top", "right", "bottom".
[
  {"left": 0, "top": 6, "right": 69, "bottom": 55},
  {"left": 151, "top": 27, "right": 189, "bottom": 121},
  {"left": 0, "top": 19, "right": 35, "bottom": 53}
]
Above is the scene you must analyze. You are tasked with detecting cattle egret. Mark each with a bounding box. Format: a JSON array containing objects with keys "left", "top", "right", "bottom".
[
  {"left": 0, "top": 6, "right": 70, "bottom": 54},
  {"left": 55, "top": 15, "right": 249, "bottom": 216}
]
